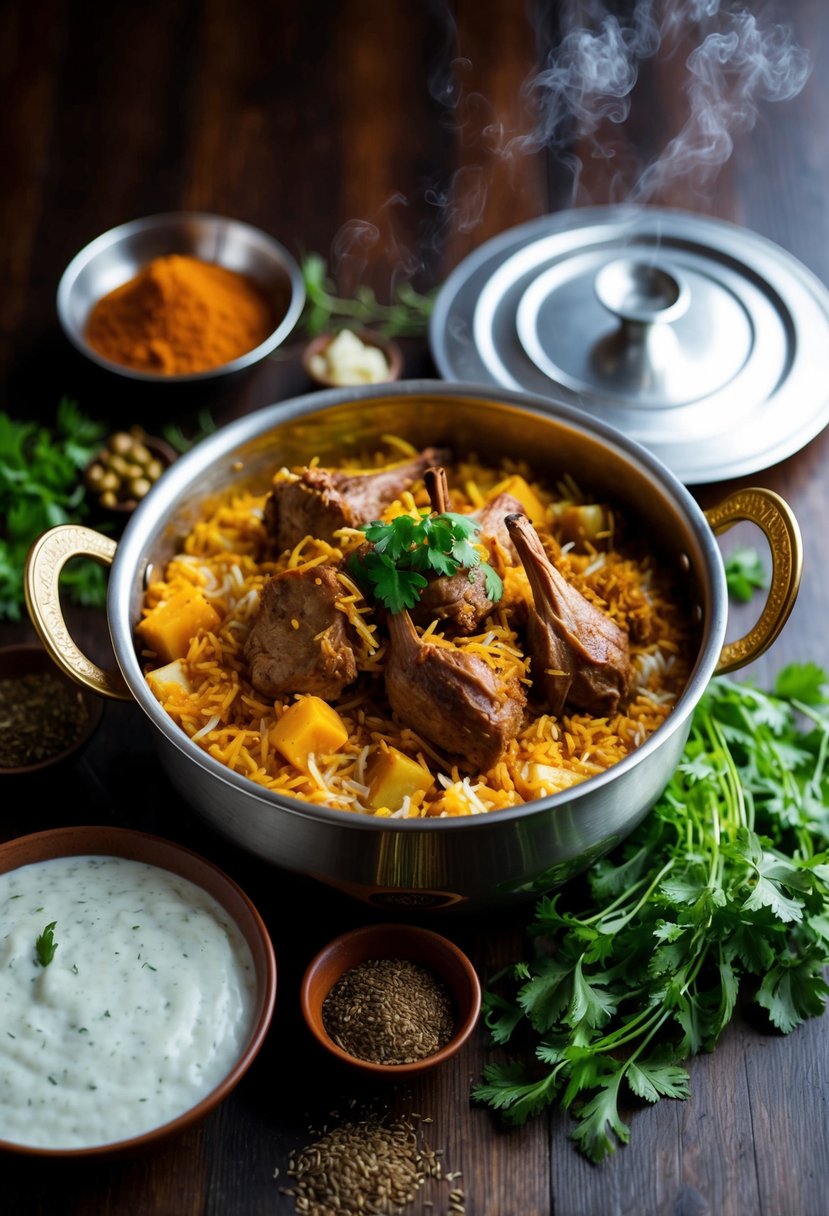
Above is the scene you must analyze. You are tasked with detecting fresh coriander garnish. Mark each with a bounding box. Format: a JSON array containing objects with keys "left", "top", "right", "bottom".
[
  {"left": 473, "top": 663, "right": 829, "bottom": 1163},
  {"left": 348, "top": 511, "right": 504, "bottom": 615},
  {"left": 724, "top": 545, "right": 768, "bottom": 602},
  {"left": 34, "top": 922, "right": 58, "bottom": 967}
]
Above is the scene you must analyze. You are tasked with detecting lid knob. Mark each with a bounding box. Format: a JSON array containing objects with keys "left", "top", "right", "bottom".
[{"left": 592, "top": 258, "right": 691, "bottom": 394}]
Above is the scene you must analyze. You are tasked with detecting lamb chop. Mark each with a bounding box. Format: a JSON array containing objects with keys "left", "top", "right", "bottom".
[
  {"left": 244, "top": 564, "right": 357, "bottom": 699},
  {"left": 408, "top": 466, "right": 496, "bottom": 634},
  {"left": 384, "top": 607, "right": 526, "bottom": 772},
  {"left": 506, "top": 513, "right": 631, "bottom": 718},
  {"left": 263, "top": 446, "right": 451, "bottom": 553}
]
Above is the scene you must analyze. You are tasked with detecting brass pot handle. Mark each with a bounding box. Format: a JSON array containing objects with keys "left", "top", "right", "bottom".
[
  {"left": 24, "top": 524, "right": 132, "bottom": 701},
  {"left": 705, "top": 487, "right": 802, "bottom": 675}
]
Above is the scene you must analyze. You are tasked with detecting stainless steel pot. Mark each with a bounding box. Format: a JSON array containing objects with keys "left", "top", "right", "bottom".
[{"left": 25, "top": 382, "right": 802, "bottom": 911}]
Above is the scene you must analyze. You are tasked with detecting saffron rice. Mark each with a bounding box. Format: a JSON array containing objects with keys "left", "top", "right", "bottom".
[{"left": 137, "top": 444, "right": 694, "bottom": 818}]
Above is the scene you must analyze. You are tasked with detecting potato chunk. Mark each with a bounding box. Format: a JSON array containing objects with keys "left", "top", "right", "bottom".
[
  {"left": 146, "top": 658, "right": 193, "bottom": 699},
  {"left": 270, "top": 695, "right": 349, "bottom": 772},
  {"left": 515, "top": 762, "right": 587, "bottom": 800},
  {"left": 489, "top": 474, "right": 547, "bottom": 526},
  {"left": 558, "top": 504, "right": 610, "bottom": 549},
  {"left": 136, "top": 588, "right": 221, "bottom": 662},
  {"left": 366, "top": 746, "right": 434, "bottom": 812}
]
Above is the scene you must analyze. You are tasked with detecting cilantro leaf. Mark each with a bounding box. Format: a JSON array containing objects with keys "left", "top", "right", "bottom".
[
  {"left": 35, "top": 921, "right": 58, "bottom": 967},
  {"left": 724, "top": 546, "right": 768, "bottom": 602},
  {"left": 351, "top": 509, "right": 503, "bottom": 614},
  {"left": 774, "top": 661, "right": 829, "bottom": 705},
  {"left": 350, "top": 550, "right": 427, "bottom": 615},
  {"left": 474, "top": 663, "right": 829, "bottom": 1163},
  {"left": 626, "top": 1056, "right": 691, "bottom": 1103},
  {"left": 757, "top": 959, "right": 829, "bottom": 1032},
  {"left": 568, "top": 1073, "right": 630, "bottom": 1163},
  {"left": 0, "top": 400, "right": 108, "bottom": 620},
  {"left": 473, "top": 1062, "right": 562, "bottom": 1124},
  {"left": 482, "top": 562, "right": 504, "bottom": 600}
]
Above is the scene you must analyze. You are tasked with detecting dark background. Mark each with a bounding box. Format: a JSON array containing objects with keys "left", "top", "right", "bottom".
[{"left": 2, "top": 2, "right": 828, "bottom": 1213}]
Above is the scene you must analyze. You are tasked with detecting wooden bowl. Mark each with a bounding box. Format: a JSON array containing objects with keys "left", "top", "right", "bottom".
[
  {"left": 0, "top": 643, "right": 104, "bottom": 776},
  {"left": 0, "top": 825, "right": 277, "bottom": 1157},
  {"left": 302, "top": 328, "right": 403, "bottom": 387},
  {"left": 300, "top": 923, "right": 481, "bottom": 1078}
]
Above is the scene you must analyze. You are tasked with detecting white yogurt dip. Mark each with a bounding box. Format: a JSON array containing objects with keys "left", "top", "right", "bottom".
[{"left": 0, "top": 854, "right": 258, "bottom": 1149}]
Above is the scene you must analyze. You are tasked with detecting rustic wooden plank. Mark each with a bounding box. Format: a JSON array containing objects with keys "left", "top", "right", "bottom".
[{"left": 1, "top": 3, "right": 829, "bottom": 1214}]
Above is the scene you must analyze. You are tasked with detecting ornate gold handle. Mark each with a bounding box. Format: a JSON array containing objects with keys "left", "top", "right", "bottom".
[
  {"left": 705, "top": 487, "right": 802, "bottom": 675},
  {"left": 24, "top": 524, "right": 132, "bottom": 701}
]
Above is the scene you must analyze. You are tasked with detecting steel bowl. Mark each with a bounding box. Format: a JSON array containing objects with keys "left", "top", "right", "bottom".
[
  {"left": 24, "top": 382, "right": 802, "bottom": 911},
  {"left": 56, "top": 211, "right": 306, "bottom": 383}
]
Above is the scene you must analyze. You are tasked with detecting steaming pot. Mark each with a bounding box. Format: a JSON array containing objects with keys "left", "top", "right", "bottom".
[{"left": 25, "top": 382, "right": 801, "bottom": 911}]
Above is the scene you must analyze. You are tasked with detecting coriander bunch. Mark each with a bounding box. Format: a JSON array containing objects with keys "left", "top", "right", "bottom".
[
  {"left": 473, "top": 664, "right": 829, "bottom": 1163},
  {"left": 0, "top": 398, "right": 107, "bottom": 619}
]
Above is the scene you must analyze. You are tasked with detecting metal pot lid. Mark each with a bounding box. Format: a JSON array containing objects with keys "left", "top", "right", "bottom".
[{"left": 430, "top": 205, "right": 829, "bottom": 484}]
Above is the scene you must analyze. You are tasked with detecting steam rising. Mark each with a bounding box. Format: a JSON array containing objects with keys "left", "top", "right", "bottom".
[
  {"left": 328, "top": 0, "right": 811, "bottom": 287},
  {"left": 513, "top": 0, "right": 811, "bottom": 204}
]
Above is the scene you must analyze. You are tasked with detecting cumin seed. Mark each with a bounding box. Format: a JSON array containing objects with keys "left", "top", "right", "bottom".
[{"left": 322, "top": 957, "right": 455, "bottom": 1064}]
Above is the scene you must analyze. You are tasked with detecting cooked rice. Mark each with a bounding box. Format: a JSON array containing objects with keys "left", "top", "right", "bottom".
[{"left": 137, "top": 445, "right": 694, "bottom": 818}]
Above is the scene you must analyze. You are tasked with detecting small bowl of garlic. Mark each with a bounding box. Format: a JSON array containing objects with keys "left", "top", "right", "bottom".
[
  {"left": 84, "top": 426, "right": 177, "bottom": 516},
  {"left": 302, "top": 328, "right": 403, "bottom": 388}
]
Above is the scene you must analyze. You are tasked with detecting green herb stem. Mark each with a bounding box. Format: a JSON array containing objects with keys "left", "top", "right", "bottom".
[
  {"left": 300, "top": 253, "right": 437, "bottom": 339},
  {"left": 474, "top": 664, "right": 829, "bottom": 1162}
]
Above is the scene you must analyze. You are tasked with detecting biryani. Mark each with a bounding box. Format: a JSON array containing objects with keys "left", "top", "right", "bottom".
[{"left": 135, "top": 437, "right": 694, "bottom": 818}]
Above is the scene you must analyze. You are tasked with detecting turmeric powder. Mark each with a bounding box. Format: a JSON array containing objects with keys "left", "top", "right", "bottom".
[{"left": 84, "top": 254, "right": 274, "bottom": 374}]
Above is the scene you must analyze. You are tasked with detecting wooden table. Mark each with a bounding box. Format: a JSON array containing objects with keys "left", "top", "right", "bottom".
[{"left": 2, "top": 3, "right": 828, "bottom": 1213}]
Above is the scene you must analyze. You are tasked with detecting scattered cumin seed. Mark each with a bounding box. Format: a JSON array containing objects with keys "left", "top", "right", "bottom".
[{"left": 279, "top": 1110, "right": 463, "bottom": 1216}]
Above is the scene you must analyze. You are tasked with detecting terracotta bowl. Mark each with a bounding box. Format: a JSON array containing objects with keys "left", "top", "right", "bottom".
[
  {"left": 0, "top": 643, "right": 104, "bottom": 777},
  {"left": 0, "top": 825, "right": 277, "bottom": 1157},
  {"left": 302, "top": 328, "right": 403, "bottom": 387},
  {"left": 300, "top": 923, "right": 481, "bottom": 1078}
]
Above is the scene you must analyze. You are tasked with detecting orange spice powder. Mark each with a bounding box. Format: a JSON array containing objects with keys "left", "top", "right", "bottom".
[{"left": 84, "top": 253, "right": 274, "bottom": 374}]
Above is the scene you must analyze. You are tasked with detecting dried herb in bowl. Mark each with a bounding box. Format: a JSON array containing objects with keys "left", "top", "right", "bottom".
[
  {"left": 301, "top": 923, "right": 481, "bottom": 1077},
  {"left": 322, "top": 957, "right": 456, "bottom": 1065},
  {"left": 0, "top": 645, "right": 104, "bottom": 774},
  {"left": 0, "top": 671, "right": 92, "bottom": 770}
]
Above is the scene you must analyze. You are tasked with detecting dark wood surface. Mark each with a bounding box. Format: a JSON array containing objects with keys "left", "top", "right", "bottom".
[{"left": 2, "top": 2, "right": 829, "bottom": 1213}]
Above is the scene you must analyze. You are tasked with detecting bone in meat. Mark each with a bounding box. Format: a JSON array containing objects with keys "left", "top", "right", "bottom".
[
  {"left": 410, "top": 465, "right": 495, "bottom": 634},
  {"left": 264, "top": 446, "right": 451, "bottom": 552},
  {"left": 472, "top": 492, "right": 526, "bottom": 565},
  {"left": 506, "top": 513, "right": 631, "bottom": 717},
  {"left": 384, "top": 608, "right": 526, "bottom": 771}
]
